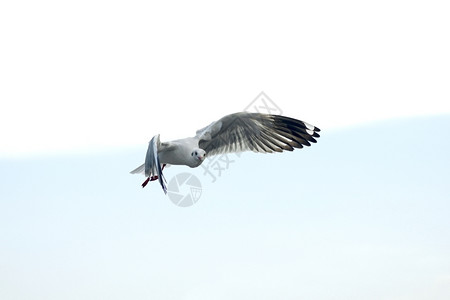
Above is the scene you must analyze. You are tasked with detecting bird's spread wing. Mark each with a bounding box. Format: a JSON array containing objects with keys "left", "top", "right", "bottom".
[
  {"left": 196, "top": 112, "right": 320, "bottom": 157},
  {"left": 130, "top": 134, "right": 167, "bottom": 193}
]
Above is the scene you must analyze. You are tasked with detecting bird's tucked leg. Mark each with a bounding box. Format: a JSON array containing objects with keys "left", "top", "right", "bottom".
[
  {"left": 141, "top": 164, "right": 166, "bottom": 188},
  {"left": 141, "top": 177, "right": 150, "bottom": 188}
]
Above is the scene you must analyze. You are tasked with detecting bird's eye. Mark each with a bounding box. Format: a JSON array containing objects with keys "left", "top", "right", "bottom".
[
  {"left": 191, "top": 152, "right": 194, "bottom": 156},
  {"left": 195, "top": 151, "right": 197, "bottom": 155}
]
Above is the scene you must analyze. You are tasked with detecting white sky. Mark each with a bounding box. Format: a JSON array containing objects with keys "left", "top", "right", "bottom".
[{"left": 1, "top": 0, "right": 449, "bottom": 157}]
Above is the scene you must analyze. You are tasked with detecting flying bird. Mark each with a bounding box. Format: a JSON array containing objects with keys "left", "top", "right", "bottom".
[{"left": 130, "top": 112, "right": 320, "bottom": 193}]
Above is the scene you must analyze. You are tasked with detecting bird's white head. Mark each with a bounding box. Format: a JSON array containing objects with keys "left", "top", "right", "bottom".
[{"left": 191, "top": 148, "right": 206, "bottom": 166}]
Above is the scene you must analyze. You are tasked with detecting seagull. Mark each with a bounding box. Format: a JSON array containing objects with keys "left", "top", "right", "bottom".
[{"left": 130, "top": 112, "right": 320, "bottom": 193}]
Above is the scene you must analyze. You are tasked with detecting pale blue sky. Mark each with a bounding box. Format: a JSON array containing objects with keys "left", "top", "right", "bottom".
[{"left": 1, "top": 116, "right": 449, "bottom": 299}]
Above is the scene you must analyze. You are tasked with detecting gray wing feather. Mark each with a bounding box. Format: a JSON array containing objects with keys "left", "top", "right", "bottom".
[
  {"left": 130, "top": 134, "right": 167, "bottom": 193},
  {"left": 196, "top": 112, "right": 320, "bottom": 157},
  {"left": 147, "top": 134, "right": 167, "bottom": 193}
]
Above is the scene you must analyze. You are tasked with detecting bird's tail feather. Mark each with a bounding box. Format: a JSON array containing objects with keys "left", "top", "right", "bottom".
[{"left": 130, "top": 164, "right": 145, "bottom": 174}]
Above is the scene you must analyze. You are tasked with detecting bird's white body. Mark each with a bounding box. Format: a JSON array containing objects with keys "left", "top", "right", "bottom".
[{"left": 158, "top": 137, "right": 205, "bottom": 168}]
